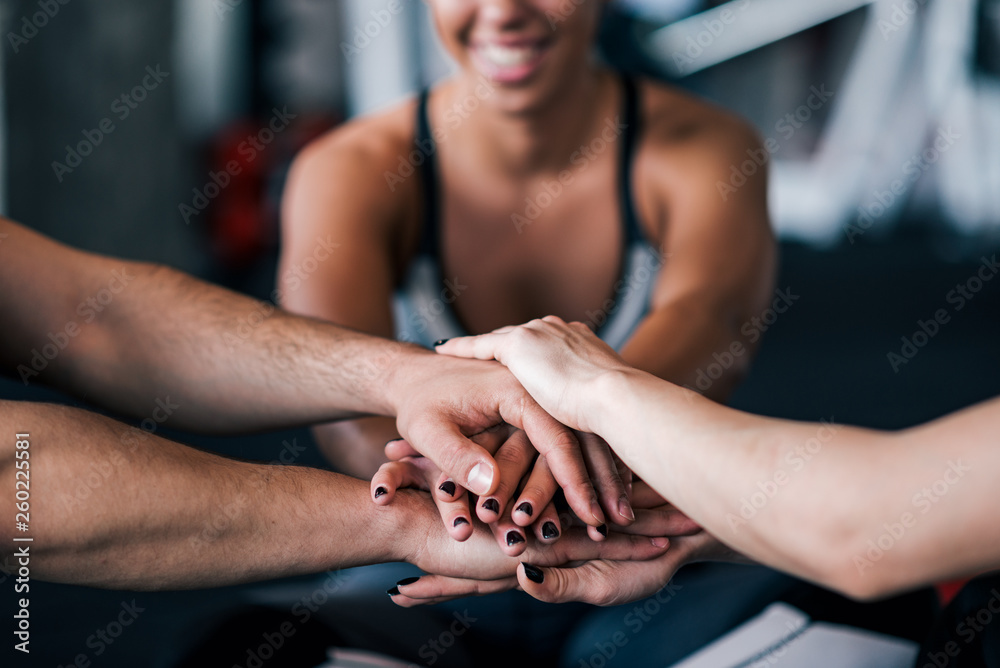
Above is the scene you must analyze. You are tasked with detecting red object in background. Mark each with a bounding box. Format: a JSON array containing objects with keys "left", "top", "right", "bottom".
[
  {"left": 203, "top": 113, "right": 340, "bottom": 271},
  {"left": 937, "top": 579, "right": 970, "bottom": 605}
]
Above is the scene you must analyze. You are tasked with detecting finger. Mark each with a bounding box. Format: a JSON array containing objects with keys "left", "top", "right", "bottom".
[
  {"left": 432, "top": 472, "right": 475, "bottom": 541},
  {"left": 530, "top": 500, "right": 562, "bottom": 544},
  {"left": 508, "top": 407, "right": 606, "bottom": 531},
  {"left": 488, "top": 515, "right": 529, "bottom": 557},
  {"left": 476, "top": 429, "right": 534, "bottom": 523},
  {"left": 370, "top": 458, "right": 429, "bottom": 505},
  {"left": 392, "top": 574, "right": 518, "bottom": 602},
  {"left": 401, "top": 419, "right": 500, "bottom": 497},
  {"left": 525, "top": 527, "right": 669, "bottom": 565},
  {"left": 579, "top": 432, "right": 633, "bottom": 526},
  {"left": 606, "top": 508, "right": 703, "bottom": 537},
  {"left": 384, "top": 438, "right": 419, "bottom": 461},
  {"left": 511, "top": 455, "right": 559, "bottom": 528}
]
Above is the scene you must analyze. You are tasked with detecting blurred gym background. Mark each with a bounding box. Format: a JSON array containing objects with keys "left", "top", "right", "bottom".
[{"left": 2, "top": 1, "right": 999, "bottom": 666}]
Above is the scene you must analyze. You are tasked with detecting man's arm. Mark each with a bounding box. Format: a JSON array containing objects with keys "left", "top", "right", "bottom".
[
  {"left": 0, "top": 400, "right": 666, "bottom": 589},
  {"left": 621, "top": 105, "right": 776, "bottom": 401},
  {"left": 0, "top": 216, "right": 398, "bottom": 429}
]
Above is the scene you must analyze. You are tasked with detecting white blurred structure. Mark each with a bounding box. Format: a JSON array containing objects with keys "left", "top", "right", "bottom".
[{"left": 646, "top": 0, "right": 1000, "bottom": 243}]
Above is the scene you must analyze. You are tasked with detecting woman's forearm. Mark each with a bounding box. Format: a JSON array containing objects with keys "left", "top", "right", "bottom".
[{"left": 595, "top": 370, "right": 1000, "bottom": 599}]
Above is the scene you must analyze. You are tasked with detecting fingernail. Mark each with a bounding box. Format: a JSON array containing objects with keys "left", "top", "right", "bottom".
[
  {"left": 618, "top": 495, "right": 635, "bottom": 522},
  {"left": 596, "top": 524, "right": 608, "bottom": 538},
  {"left": 651, "top": 537, "right": 669, "bottom": 548},
  {"left": 385, "top": 438, "right": 403, "bottom": 447},
  {"left": 542, "top": 522, "right": 560, "bottom": 540},
  {"left": 481, "top": 498, "right": 500, "bottom": 514},
  {"left": 522, "top": 563, "right": 544, "bottom": 584},
  {"left": 386, "top": 586, "right": 400, "bottom": 596},
  {"left": 453, "top": 517, "right": 469, "bottom": 527},
  {"left": 506, "top": 531, "right": 525, "bottom": 546},
  {"left": 433, "top": 339, "right": 450, "bottom": 347},
  {"left": 397, "top": 577, "right": 420, "bottom": 586},
  {"left": 467, "top": 462, "right": 494, "bottom": 496},
  {"left": 374, "top": 487, "right": 387, "bottom": 499},
  {"left": 439, "top": 480, "right": 457, "bottom": 496},
  {"left": 590, "top": 500, "right": 606, "bottom": 526},
  {"left": 516, "top": 502, "right": 533, "bottom": 517}
]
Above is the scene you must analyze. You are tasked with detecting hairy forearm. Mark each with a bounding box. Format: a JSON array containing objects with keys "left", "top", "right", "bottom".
[
  {"left": 596, "top": 371, "right": 1000, "bottom": 598},
  {"left": 0, "top": 218, "right": 427, "bottom": 432},
  {"left": 0, "top": 400, "right": 412, "bottom": 590}
]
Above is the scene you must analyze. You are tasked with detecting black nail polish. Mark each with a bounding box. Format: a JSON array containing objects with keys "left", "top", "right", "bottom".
[
  {"left": 516, "top": 502, "right": 533, "bottom": 517},
  {"left": 397, "top": 577, "right": 420, "bottom": 586},
  {"left": 482, "top": 498, "right": 500, "bottom": 514},
  {"left": 433, "top": 339, "right": 450, "bottom": 347},
  {"left": 542, "top": 522, "right": 559, "bottom": 539},
  {"left": 506, "top": 531, "right": 525, "bottom": 546},
  {"left": 386, "top": 586, "right": 400, "bottom": 596},
  {"left": 453, "top": 517, "right": 469, "bottom": 527},
  {"left": 374, "top": 487, "right": 387, "bottom": 498},
  {"left": 439, "top": 481, "right": 457, "bottom": 496},
  {"left": 522, "top": 563, "right": 544, "bottom": 584},
  {"left": 597, "top": 524, "right": 608, "bottom": 537}
]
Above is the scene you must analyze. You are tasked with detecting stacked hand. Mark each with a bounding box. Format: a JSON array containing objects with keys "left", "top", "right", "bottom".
[{"left": 378, "top": 318, "right": 731, "bottom": 606}]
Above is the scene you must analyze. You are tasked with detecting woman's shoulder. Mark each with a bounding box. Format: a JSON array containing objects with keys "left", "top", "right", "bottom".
[
  {"left": 635, "top": 76, "right": 760, "bottom": 150},
  {"left": 294, "top": 95, "right": 422, "bottom": 184}
]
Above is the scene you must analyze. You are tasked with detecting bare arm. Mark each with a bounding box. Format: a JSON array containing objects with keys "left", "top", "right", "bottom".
[
  {"left": 0, "top": 400, "right": 666, "bottom": 589},
  {"left": 621, "top": 110, "right": 775, "bottom": 401},
  {"left": 0, "top": 217, "right": 398, "bottom": 430},
  {"left": 439, "top": 319, "right": 1000, "bottom": 600},
  {"left": 278, "top": 123, "right": 413, "bottom": 478},
  {"left": 602, "top": 372, "right": 1000, "bottom": 600}
]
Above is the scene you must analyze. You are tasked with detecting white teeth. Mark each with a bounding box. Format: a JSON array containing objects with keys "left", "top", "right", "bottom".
[{"left": 480, "top": 43, "right": 538, "bottom": 68}]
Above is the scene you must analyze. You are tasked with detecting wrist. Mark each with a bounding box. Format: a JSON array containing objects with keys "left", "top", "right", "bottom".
[{"left": 380, "top": 343, "right": 436, "bottom": 418}]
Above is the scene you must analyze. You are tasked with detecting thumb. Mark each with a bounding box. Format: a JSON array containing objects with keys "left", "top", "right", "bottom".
[
  {"left": 404, "top": 421, "right": 498, "bottom": 496},
  {"left": 517, "top": 562, "right": 610, "bottom": 605}
]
